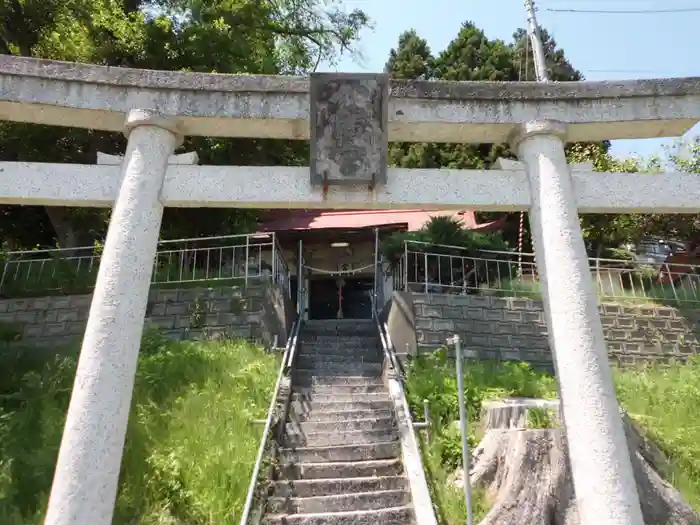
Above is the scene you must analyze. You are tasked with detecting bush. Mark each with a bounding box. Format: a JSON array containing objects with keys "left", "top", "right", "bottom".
[
  {"left": 381, "top": 216, "right": 509, "bottom": 267},
  {"left": 405, "top": 348, "right": 557, "bottom": 428},
  {"left": 0, "top": 329, "right": 279, "bottom": 524},
  {"left": 614, "top": 358, "right": 700, "bottom": 510},
  {"left": 406, "top": 350, "right": 700, "bottom": 519},
  {"left": 406, "top": 352, "right": 556, "bottom": 525}
]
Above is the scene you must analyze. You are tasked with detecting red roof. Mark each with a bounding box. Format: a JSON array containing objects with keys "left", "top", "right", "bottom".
[{"left": 258, "top": 209, "right": 504, "bottom": 233}]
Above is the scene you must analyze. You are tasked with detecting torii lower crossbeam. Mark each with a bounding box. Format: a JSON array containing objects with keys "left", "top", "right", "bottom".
[{"left": 2, "top": 162, "right": 699, "bottom": 213}]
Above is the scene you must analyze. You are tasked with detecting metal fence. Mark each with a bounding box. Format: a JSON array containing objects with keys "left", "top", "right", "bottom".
[
  {"left": 0, "top": 232, "right": 290, "bottom": 298},
  {"left": 392, "top": 240, "right": 700, "bottom": 305}
]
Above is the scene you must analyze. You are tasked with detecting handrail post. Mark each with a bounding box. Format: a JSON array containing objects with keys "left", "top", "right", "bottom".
[
  {"left": 373, "top": 227, "right": 380, "bottom": 315},
  {"left": 404, "top": 241, "right": 409, "bottom": 292},
  {"left": 271, "top": 232, "right": 277, "bottom": 285},
  {"left": 244, "top": 234, "right": 250, "bottom": 289},
  {"left": 297, "top": 239, "right": 303, "bottom": 316},
  {"left": 424, "top": 252, "right": 429, "bottom": 293},
  {"left": 665, "top": 263, "right": 681, "bottom": 305},
  {"left": 451, "top": 334, "right": 474, "bottom": 525},
  {"left": 0, "top": 259, "right": 8, "bottom": 295},
  {"left": 423, "top": 399, "right": 431, "bottom": 444}
]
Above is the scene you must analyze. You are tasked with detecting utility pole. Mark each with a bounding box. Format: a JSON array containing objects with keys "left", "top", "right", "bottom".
[{"left": 524, "top": 0, "right": 549, "bottom": 82}]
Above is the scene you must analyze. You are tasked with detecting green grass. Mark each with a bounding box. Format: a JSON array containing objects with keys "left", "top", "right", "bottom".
[
  {"left": 615, "top": 358, "right": 700, "bottom": 509},
  {"left": 405, "top": 350, "right": 557, "bottom": 525},
  {"left": 405, "top": 349, "right": 700, "bottom": 523},
  {"left": 0, "top": 329, "right": 279, "bottom": 524},
  {"left": 417, "top": 435, "right": 490, "bottom": 525}
]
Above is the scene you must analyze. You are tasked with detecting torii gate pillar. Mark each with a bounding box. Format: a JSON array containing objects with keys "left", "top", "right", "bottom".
[
  {"left": 513, "top": 120, "right": 644, "bottom": 525},
  {"left": 44, "top": 110, "right": 183, "bottom": 525}
]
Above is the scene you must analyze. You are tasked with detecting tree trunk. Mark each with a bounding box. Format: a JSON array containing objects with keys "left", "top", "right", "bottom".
[
  {"left": 45, "top": 207, "right": 81, "bottom": 252},
  {"left": 460, "top": 399, "right": 699, "bottom": 525}
]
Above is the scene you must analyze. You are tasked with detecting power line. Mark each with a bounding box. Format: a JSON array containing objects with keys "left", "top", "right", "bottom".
[{"left": 545, "top": 7, "right": 700, "bottom": 14}]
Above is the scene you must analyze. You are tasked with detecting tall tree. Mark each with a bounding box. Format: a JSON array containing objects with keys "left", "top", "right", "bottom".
[
  {"left": 385, "top": 23, "right": 622, "bottom": 250},
  {"left": 385, "top": 29, "right": 434, "bottom": 80},
  {"left": 386, "top": 23, "right": 586, "bottom": 173},
  {"left": 510, "top": 28, "right": 582, "bottom": 82},
  {"left": 0, "top": 0, "right": 370, "bottom": 249}
]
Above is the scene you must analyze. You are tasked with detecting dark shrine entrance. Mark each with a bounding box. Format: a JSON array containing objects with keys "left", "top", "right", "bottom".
[
  {"left": 308, "top": 277, "right": 373, "bottom": 320},
  {"left": 342, "top": 278, "right": 373, "bottom": 319},
  {"left": 309, "top": 278, "right": 338, "bottom": 320}
]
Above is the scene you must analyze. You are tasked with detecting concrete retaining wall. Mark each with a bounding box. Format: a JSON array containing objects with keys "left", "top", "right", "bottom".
[
  {"left": 0, "top": 284, "right": 293, "bottom": 349},
  {"left": 393, "top": 293, "right": 699, "bottom": 367}
]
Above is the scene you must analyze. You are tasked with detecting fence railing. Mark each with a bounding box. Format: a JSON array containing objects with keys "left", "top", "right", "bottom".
[
  {"left": 392, "top": 241, "right": 700, "bottom": 305},
  {"left": 0, "top": 232, "right": 291, "bottom": 298}
]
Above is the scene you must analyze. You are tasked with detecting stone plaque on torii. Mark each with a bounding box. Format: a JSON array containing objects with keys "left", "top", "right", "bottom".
[{"left": 309, "top": 73, "right": 389, "bottom": 189}]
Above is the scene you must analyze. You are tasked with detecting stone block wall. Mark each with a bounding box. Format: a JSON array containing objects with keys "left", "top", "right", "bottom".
[
  {"left": 412, "top": 293, "right": 700, "bottom": 367},
  {"left": 0, "top": 283, "right": 293, "bottom": 349}
]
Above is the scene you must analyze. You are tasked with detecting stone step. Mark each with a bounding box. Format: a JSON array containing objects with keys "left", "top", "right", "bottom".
[
  {"left": 272, "top": 476, "right": 408, "bottom": 499},
  {"left": 293, "top": 375, "right": 384, "bottom": 388},
  {"left": 300, "top": 334, "right": 378, "bottom": 341},
  {"left": 301, "top": 331, "right": 376, "bottom": 338},
  {"left": 296, "top": 354, "right": 383, "bottom": 366},
  {"left": 285, "top": 428, "right": 399, "bottom": 447},
  {"left": 279, "top": 442, "right": 401, "bottom": 463},
  {"left": 278, "top": 458, "right": 404, "bottom": 480},
  {"left": 302, "top": 319, "right": 377, "bottom": 335},
  {"left": 298, "top": 343, "right": 379, "bottom": 351},
  {"left": 291, "top": 409, "right": 394, "bottom": 423},
  {"left": 294, "top": 363, "right": 382, "bottom": 375},
  {"left": 293, "top": 384, "right": 386, "bottom": 396},
  {"left": 291, "top": 392, "right": 391, "bottom": 405},
  {"left": 290, "top": 417, "right": 395, "bottom": 433},
  {"left": 302, "top": 321, "right": 375, "bottom": 333},
  {"left": 301, "top": 328, "right": 375, "bottom": 335},
  {"left": 291, "top": 400, "right": 394, "bottom": 414},
  {"left": 262, "top": 506, "right": 414, "bottom": 525},
  {"left": 299, "top": 338, "right": 379, "bottom": 346},
  {"left": 268, "top": 489, "right": 411, "bottom": 515}
]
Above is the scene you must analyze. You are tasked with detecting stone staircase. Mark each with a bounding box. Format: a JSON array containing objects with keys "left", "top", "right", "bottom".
[{"left": 263, "top": 319, "right": 415, "bottom": 525}]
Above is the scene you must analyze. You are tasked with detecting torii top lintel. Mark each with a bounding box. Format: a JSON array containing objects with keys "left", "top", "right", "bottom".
[{"left": 0, "top": 55, "right": 699, "bottom": 143}]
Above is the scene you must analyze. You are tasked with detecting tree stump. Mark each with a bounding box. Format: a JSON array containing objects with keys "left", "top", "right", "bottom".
[
  {"left": 458, "top": 399, "right": 699, "bottom": 525},
  {"left": 480, "top": 397, "right": 561, "bottom": 430}
]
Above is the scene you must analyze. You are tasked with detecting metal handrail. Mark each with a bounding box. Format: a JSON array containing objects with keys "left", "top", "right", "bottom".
[
  {"left": 239, "top": 312, "right": 303, "bottom": 525},
  {"left": 371, "top": 299, "right": 423, "bottom": 447},
  {"left": 370, "top": 297, "right": 404, "bottom": 385},
  {"left": 283, "top": 318, "right": 302, "bottom": 374}
]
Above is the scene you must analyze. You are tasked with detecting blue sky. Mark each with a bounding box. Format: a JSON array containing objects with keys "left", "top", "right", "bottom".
[{"left": 321, "top": 0, "right": 700, "bottom": 160}]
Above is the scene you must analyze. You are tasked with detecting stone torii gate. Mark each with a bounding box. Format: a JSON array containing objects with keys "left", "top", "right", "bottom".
[{"left": 1, "top": 56, "right": 700, "bottom": 525}]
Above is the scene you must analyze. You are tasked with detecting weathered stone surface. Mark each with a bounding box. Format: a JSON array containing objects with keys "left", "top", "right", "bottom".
[
  {"left": 268, "top": 489, "right": 410, "bottom": 514},
  {"left": 290, "top": 400, "right": 394, "bottom": 415},
  {"left": 289, "top": 417, "right": 396, "bottom": 434},
  {"left": 292, "top": 409, "right": 394, "bottom": 424},
  {"left": 262, "top": 506, "right": 413, "bottom": 525},
  {"left": 285, "top": 428, "right": 399, "bottom": 447},
  {"left": 273, "top": 476, "right": 408, "bottom": 498},
  {"left": 310, "top": 73, "right": 388, "bottom": 187},
  {"left": 459, "top": 411, "right": 699, "bottom": 525},
  {"left": 278, "top": 458, "right": 403, "bottom": 481}
]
